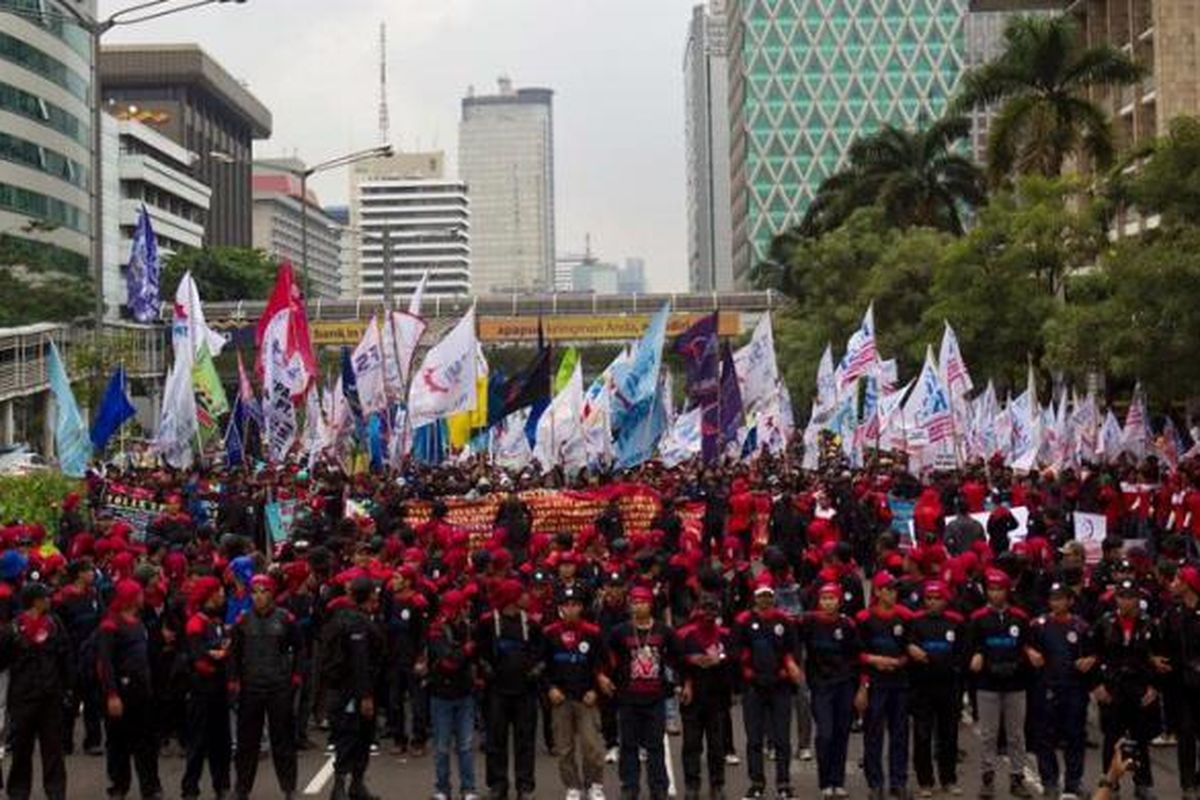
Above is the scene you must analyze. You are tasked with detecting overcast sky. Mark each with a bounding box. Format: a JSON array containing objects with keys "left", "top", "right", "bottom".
[{"left": 100, "top": 0, "right": 699, "bottom": 291}]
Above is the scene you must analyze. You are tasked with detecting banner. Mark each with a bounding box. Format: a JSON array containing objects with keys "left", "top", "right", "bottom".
[
  {"left": 1073, "top": 512, "right": 1107, "bottom": 564},
  {"left": 478, "top": 312, "right": 741, "bottom": 342}
]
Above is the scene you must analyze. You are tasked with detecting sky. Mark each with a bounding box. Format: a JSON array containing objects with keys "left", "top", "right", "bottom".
[{"left": 100, "top": 0, "right": 700, "bottom": 292}]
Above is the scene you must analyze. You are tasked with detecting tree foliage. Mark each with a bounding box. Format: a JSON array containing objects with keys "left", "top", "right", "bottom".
[
  {"left": 162, "top": 247, "right": 278, "bottom": 303},
  {"left": 0, "top": 234, "right": 92, "bottom": 326},
  {"left": 952, "top": 15, "right": 1143, "bottom": 186}
]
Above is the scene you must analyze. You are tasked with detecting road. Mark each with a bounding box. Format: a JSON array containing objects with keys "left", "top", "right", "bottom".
[{"left": 50, "top": 702, "right": 1183, "bottom": 800}]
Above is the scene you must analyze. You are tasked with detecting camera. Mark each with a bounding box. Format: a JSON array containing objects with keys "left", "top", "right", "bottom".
[{"left": 1119, "top": 740, "right": 1139, "bottom": 764}]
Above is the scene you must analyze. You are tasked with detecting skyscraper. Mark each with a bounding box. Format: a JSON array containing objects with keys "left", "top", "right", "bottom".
[
  {"left": 348, "top": 151, "right": 470, "bottom": 300},
  {"left": 684, "top": 1, "right": 735, "bottom": 293},
  {"left": 727, "top": 0, "right": 967, "bottom": 285},
  {"left": 251, "top": 159, "right": 343, "bottom": 299},
  {"left": 458, "top": 77, "right": 555, "bottom": 293}
]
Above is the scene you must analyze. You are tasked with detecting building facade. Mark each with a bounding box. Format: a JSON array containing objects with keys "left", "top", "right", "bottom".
[
  {"left": 684, "top": 1, "right": 735, "bottom": 293},
  {"left": 0, "top": 0, "right": 95, "bottom": 258},
  {"left": 102, "top": 112, "right": 210, "bottom": 314},
  {"left": 99, "top": 44, "right": 271, "bottom": 248},
  {"left": 348, "top": 151, "right": 470, "bottom": 300},
  {"left": 458, "top": 78, "right": 555, "bottom": 293},
  {"left": 619, "top": 257, "right": 647, "bottom": 293},
  {"left": 251, "top": 159, "right": 342, "bottom": 299},
  {"left": 727, "top": 0, "right": 967, "bottom": 285}
]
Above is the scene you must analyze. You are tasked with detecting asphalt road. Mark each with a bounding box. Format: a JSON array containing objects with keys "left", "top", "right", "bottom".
[{"left": 44, "top": 701, "right": 1184, "bottom": 800}]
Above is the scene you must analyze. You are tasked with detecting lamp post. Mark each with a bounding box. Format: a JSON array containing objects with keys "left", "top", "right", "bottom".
[
  {"left": 294, "top": 145, "right": 393, "bottom": 298},
  {"left": 41, "top": 0, "right": 248, "bottom": 327}
]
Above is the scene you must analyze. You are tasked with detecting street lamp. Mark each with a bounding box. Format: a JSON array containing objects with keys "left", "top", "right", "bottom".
[{"left": 40, "top": 0, "right": 249, "bottom": 327}]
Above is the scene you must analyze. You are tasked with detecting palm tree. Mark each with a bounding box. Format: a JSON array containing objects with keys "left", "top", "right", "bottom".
[
  {"left": 800, "top": 115, "right": 986, "bottom": 237},
  {"left": 952, "top": 15, "right": 1143, "bottom": 185}
]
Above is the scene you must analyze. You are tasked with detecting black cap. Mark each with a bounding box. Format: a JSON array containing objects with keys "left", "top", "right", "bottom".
[
  {"left": 1048, "top": 582, "right": 1073, "bottom": 597},
  {"left": 605, "top": 570, "right": 624, "bottom": 586},
  {"left": 20, "top": 582, "right": 49, "bottom": 605},
  {"left": 348, "top": 577, "right": 378, "bottom": 604},
  {"left": 1116, "top": 559, "right": 1134, "bottom": 572},
  {"left": 1116, "top": 579, "right": 1139, "bottom": 596},
  {"left": 557, "top": 586, "right": 584, "bottom": 605}
]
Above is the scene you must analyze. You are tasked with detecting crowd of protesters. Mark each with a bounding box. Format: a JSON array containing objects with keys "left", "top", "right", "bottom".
[{"left": 0, "top": 446, "right": 1199, "bottom": 800}]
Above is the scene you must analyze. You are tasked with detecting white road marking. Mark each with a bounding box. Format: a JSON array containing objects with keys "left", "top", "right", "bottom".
[
  {"left": 303, "top": 754, "right": 335, "bottom": 796},
  {"left": 664, "top": 733, "right": 677, "bottom": 798}
]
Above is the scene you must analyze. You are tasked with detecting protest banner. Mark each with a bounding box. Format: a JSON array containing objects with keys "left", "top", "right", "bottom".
[{"left": 1073, "top": 512, "right": 1107, "bottom": 564}]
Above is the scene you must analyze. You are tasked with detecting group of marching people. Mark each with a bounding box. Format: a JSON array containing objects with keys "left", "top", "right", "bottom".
[{"left": 1, "top": 451, "right": 1200, "bottom": 800}]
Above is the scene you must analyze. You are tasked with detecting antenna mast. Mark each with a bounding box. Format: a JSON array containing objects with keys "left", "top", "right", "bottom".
[{"left": 378, "top": 21, "right": 390, "bottom": 146}]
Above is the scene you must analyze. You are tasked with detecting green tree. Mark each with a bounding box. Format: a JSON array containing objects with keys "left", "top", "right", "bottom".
[
  {"left": 953, "top": 15, "right": 1143, "bottom": 185},
  {"left": 162, "top": 246, "right": 278, "bottom": 302},
  {"left": 0, "top": 233, "right": 92, "bottom": 325},
  {"left": 1119, "top": 116, "right": 1200, "bottom": 227},
  {"left": 801, "top": 115, "right": 986, "bottom": 236}
]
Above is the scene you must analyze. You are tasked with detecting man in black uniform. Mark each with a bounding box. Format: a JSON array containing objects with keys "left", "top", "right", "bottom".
[
  {"left": 322, "top": 577, "right": 385, "bottom": 800},
  {"left": 97, "top": 579, "right": 163, "bottom": 800},
  {"left": 907, "top": 580, "right": 964, "bottom": 798},
  {"left": 1163, "top": 565, "right": 1200, "bottom": 800},
  {"left": 182, "top": 576, "right": 232, "bottom": 800},
  {"left": 677, "top": 593, "right": 735, "bottom": 800},
  {"left": 230, "top": 574, "right": 302, "bottom": 800},
  {"left": 1090, "top": 579, "right": 1159, "bottom": 800},
  {"left": 476, "top": 578, "right": 545, "bottom": 800},
  {"left": 0, "top": 582, "right": 71, "bottom": 800},
  {"left": 54, "top": 558, "right": 103, "bottom": 755}
]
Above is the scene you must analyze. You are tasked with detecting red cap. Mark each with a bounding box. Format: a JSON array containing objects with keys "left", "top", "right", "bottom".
[
  {"left": 985, "top": 569, "right": 1012, "bottom": 590},
  {"left": 188, "top": 576, "right": 223, "bottom": 611},
  {"left": 250, "top": 574, "right": 276, "bottom": 593},
  {"left": 441, "top": 589, "right": 467, "bottom": 617},
  {"left": 630, "top": 586, "right": 655, "bottom": 604},
  {"left": 557, "top": 550, "right": 579, "bottom": 566},
  {"left": 1181, "top": 565, "right": 1200, "bottom": 595},
  {"left": 753, "top": 572, "right": 775, "bottom": 594},
  {"left": 818, "top": 582, "right": 842, "bottom": 597},
  {"left": 492, "top": 578, "right": 524, "bottom": 610},
  {"left": 871, "top": 570, "right": 896, "bottom": 590},
  {"left": 923, "top": 580, "right": 949, "bottom": 598},
  {"left": 110, "top": 578, "right": 143, "bottom": 612}
]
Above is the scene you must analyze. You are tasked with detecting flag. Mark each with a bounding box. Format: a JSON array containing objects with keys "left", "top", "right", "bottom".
[
  {"left": 660, "top": 406, "right": 702, "bottom": 466},
  {"left": 125, "top": 205, "right": 160, "bottom": 323},
  {"left": 533, "top": 358, "right": 586, "bottom": 474},
  {"left": 938, "top": 321, "right": 973, "bottom": 398},
  {"left": 615, "top": 375, "right": 668, "bottom": 470},
  {"left": 255, "top": 262, "right": 317, "bottom": 398},
  {"left": 90, "top": 366, "right": 135, "bottom": 451},
  {"left": 1071, "top": 391, "right": 1099, "bottom": 463},
  {"left": 904, "top": 345, "right": 955, "bottom": 470},
  {"left": 814, "top": 343, "right": 836, "bottom": 412},
  {"left": 1008, "top": 388, "right": 1038, "bottom": 470},
  {"left": 673, "top": 312, "right": 719, "bottom": 403},
  {"left": 733, "top": 312, "right": 780, "bottom": 416},
  {"left": 492, "top": 408, "right": 533, "bottom": 470},
  {"left": 224, "top": 403, "right": 244, "bottom": 468},
  {"left": 155, "top": 282, "right": 200, "bottom": 468},
  {"left": 352, "top": 316, "right": 388, "bottom": 415},
  {"left": 1157, "top": 416, "right": 1184, "bottom": 469},
  {"left": 1099, "top": 410, "right": 1123, "bottom": 461},
  {"left": 448, "top": 345, "right": 490, "bottom": 448},
  {"left": 340, "top": 346, "right": 365, "bottom": 430},
  {"left": 838, "top": 303, "right": 878, "bottom": 389},
  {"left": 408, "top": 306, "right": 478, "bottom": 428},
  {"left": 612, "top": 303, "right": 669, "bottom": 433},
  {"left": 718, "top": 341, "right": 743, "bottom": 448},
  {"left": 554, "top": 347, "right": 580, "bottom": 395},
  {"left": 192, "top": 341, "right": 229, "bottom": 445},
  {"left": 382, "top": 310, "right": 427, "bottom": 395},
  {"left": 174, "top": 272, "right": 226, "bottom": 359},
  {"left": 1121, "top": 382, "right": 1149, "bottom": 458},
  {"left": 970, "top": 381, "right": 999, "bottom": 459},
  {"left": 263, "top": 377, "right": 297, "bottom": 464},
  {"left": 407, "top": 270, "right": 429, "bottom": 315},
  {"left": 46, "top": 341, "right": 89, "bottom": 476},
  {"left": 494, "top": 321, "right": 551, "bottom": 424}
]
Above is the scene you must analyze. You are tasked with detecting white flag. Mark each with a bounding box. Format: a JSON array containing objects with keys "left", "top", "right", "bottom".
[
  {"left": 660, "top": 406, "right": 703, "bottom": 467},
  {"left": 492, "top": 408, "right": 533, "bottom": 471},
  {"left": 1121, "top": 382, "right": 1149, "bottom": 458},
  {"left": 903, "top": 346, "right": 955, "bottom": 470},
  {"left": 407, "top": 270, "right": 429, "bottom": 316},
  {"left": 352, "top": 316, "right": 388, "bottom": 415},
  {"left": 970, "top": 381, "right": 999, "bottom": 459},
  {"left": 382, "top": 311, "right": 427, "bottom": 394},
  {"left": 1072, "top": 391, "right": 1098, "bottom": 462},
  {"left": 533, "top": 359, "right": 586, "bottom": 474},
  {"left": 174, "top": 271, "right": 227, "bottom": 358},
  {"left": 1008, "top": 388, "right": 1038, "bottom": 470},
  {"left": 938, "top": 321, "right": 973, "bottom": 398},
  {"left": 838, "top": 303, "right": 878, "bottom": 389},
  {"left": 154, "top": 283, "right": 202, "bottom": 468},
  {"left": 815, "top": 344, "right": 836, "bottom": 412},
  {"left": 408, "top": 306, "right": 478, "bottom": 428},
  {"left": 734, "top": 312, "right": 780, "bottom": 416},
  {"left": 1099, "top": 410, "right": 1124, "bottom": 461}
]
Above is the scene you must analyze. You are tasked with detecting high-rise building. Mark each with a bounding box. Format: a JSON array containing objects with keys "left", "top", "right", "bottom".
[
  {"left": 251, "top": 159, "right": 342, "bottom": 299},
  {"left": 684, "top": 2, "right": 735, "bottom": 293},
  {"left": 0, "top": 0, "right": 96, "bottom": 258},
  {"left": 727, "top": 0, "right": 967, "bottom": 285},
  {"left": 619, "top": 257, "right": 647, "bottom": 293},
  {"left": 348, "top": 151, "right": 470, "bottom": 300},
  {"left": 324, "top": 204, "right": 357, "bottom": 299},
  {"left": 458, "top": 78, "right": 555, "bottom": 293},
  {"left": 99, "top": 44, "right": 272, "bottom": 247},
  {"left": 102, "top": 113, "right": 211, "bottom": 314}
]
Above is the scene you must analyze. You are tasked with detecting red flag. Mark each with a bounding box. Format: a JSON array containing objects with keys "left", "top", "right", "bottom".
[{"left": 255, "top": 262, "right": 317, "bottom": 397}]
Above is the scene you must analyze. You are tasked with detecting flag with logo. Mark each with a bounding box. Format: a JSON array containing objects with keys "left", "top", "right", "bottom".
[
  {"left": 611, "top": 304, "right": 669, "bottom": 435},
  {"left": 533, "top": 357, "right": 586, "bottom": 474},
  {"left": 408, "top": 306, "right": 478, "bottom": 428},
  {"left": 673, "top": 312, "right": 719, "bottom": 404},
  {"left": 255, "top": 262, "right": 317, "bottom": 399},
  {"left": 352, "top": 316, "right": 388, "bottom": 416},
  {"left": 192, "top": 341, "right": 229, "bottom": 446},
  {"left": 733, "top": 312, "right": 780, "bottom": 416},
  {"left": 125, "top": 205, "right": 161, "bottom": 323},
  {"left": 837, "top": 303, "right": 878, "bottom": 390}
]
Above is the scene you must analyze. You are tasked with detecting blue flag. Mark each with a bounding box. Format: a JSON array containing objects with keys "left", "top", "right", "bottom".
[
  {"left": 340, "top": 345, "right": 365, "bottom": 433},
  {"left": 718, "top": 342, "right": 743, "bottom": 447},
  {"left": 90, "top": 366, "right": 136, "bottom": 451},
  {"left": 47, "top": 341, "right": 89, "bottom": 477},
  {"left": 672, "top": 311, "right": 719, "bottom": 403},
  {"left": 224, "top": 397, "right": 245, "bottom": 467},
  {"left": 612, "top": 303, "right": 669, "bottom": 434},
  {"left": 125, "top": 205, "right": 160, "bottom": 322},
  {"left": 616, "top": 376, "right": 668, "bottom": 470}
]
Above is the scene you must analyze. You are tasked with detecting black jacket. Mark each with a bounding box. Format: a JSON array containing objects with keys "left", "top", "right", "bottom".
[
  {"left": 96, "top": 613, "right": 153, "bottom": 699},
  {"left": 230, "top": 605, "right": 302, "bottom": 693},
  {"left": 0, "top": 611, "right": 72, "bottom": 701}
]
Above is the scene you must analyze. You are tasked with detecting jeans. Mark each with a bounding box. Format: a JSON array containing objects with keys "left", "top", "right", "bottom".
[
  {"left": 863, "top": 683, "right": 908, "bottom": 791},
  {"left": 1030, "top": 682, "right": 1087, "bottom": 794},
  {"left": 810, "top": 680, "right": 854, "bottom": 791},
  {"left": 431, "top": 695, "right": 477, "bottom": 796},
  {"left": 618, "top": 702, "right": 668, "bottom": 799},
  {"left": 742, "top": 684, "right": 792, "bottom": 789}
]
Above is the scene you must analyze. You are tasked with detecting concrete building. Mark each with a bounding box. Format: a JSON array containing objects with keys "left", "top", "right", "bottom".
[
  {"left": 0, "top": 0, "right": 96, "bottom": 258},
  {"left": 727, "top": 0, "right": 967, "bottom": 285},
  {"left": 684, "top": 1, "right": 735, "bottom": 293},
  {"left": 459, "top": 78, "right": 555, "bottom": 292},
  {"left": 251, "top": 159, "right": 341, "bottom": 299},
  {"left": 348, "top": 151, "right": 470, "bottom": 300},
  {"left": 101, "top": 113, "right": 210, "bottom": 314},
  {"left": 573, "top": 260, "right": 620, "bottom": 294},
  {"left": 99, "top": 44, "right": 272, "bottom": 247},
  {"left": 619, "top": 257, "right": 647, "bottom": 293},
  {"left": 324, "top": 204, "right": 356, "bottom": 299}
]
